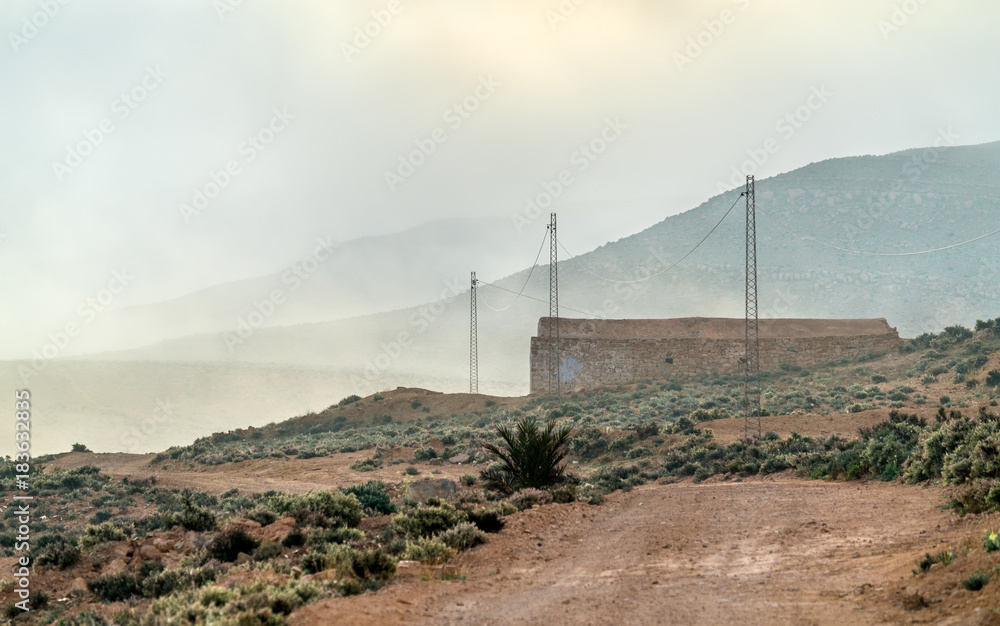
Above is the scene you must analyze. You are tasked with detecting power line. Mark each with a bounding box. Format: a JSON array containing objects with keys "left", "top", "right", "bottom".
[
  {"left": 759, "top": 208, "right": 1000, "bottom": 257},
  {"left": 478, "top": 280, "right": 601, "bottom": 318},
  {"left": 476, "top": 228, "right": 549, "bottom": 312},
  {"left": 743, "top": 175, "right": 761, "bottom": 440},
  {"left": 470, "top": 271, "right": 478, "bottom": 395},
  {"left": 549, "top": 212, "right": 560, "bottom": 397},
  {"left": 558, "top": 191, "right": 745, "bottom": 284}
]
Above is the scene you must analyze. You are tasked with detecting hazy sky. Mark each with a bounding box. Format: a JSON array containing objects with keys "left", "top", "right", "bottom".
[{"left": 1, "top": 0, "right": 997, "bottom": 356}]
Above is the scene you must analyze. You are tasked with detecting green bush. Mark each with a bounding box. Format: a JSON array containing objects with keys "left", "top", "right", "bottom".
[
  {"left": 464, "top": 507, "right": 506, "bottom": 533},
  {"left": 403, "top": 538, "right": 455, "bottom": 563},
  {"left": 307, "top": 526, "right": 364, "bottom": 548},
  {"left": 962, "top": 571, "right": 991, "bottom": 591},
  {"left": 413, "top": 447, "right": 438, "bottom": 461},
  {"left": 436, "top": 522, "right": 486, "bottom": 551},
  {"left": 88, "top": 572, "right": 140, "bottom": 602},
  {"left": 71, "top": 443, "right": 91, "bottom": 453},
  {"left": 350, "top": 457, "right": 381, "bottom": 472},
  {"left": 341, "top": 481, "right": 396, "bottom": 515},
  {"left": 393, "top": 503, "right": 467, "bottom": 539},
  {"left": 80, "top": 522, "right": 128, "bottom": 551},
  {"left": 253, "top": 543, "right": 284, "bottom": 562},
  {"left": 268, "top": 491, "right": 362, "bottom": 528},
  {"left": 339, "top": 395, "right": 361, "bottom": 406},
  {"left": 37, "top": 538, "right": 81, "bottom": 569},
  {"left": 206, "top": 526, "right": 261, "bottom": 562},
  {"left": 480, "top": 416, "right": 571, "bottom": 495},
  {"left": 245, "top": 509, "right": 278, "bottom": 527},
  {"left": 163, "top": 499, "right": 217, "bottom": 532}
]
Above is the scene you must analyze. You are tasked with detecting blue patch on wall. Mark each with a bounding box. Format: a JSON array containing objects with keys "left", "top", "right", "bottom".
[{"left": 559, "top": 355, "right": 582, "bottom": 383}]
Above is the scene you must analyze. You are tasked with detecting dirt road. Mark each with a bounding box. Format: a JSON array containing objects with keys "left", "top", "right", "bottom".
[{"left": 293, "top": 477, "right": 992, "bottom": 625}]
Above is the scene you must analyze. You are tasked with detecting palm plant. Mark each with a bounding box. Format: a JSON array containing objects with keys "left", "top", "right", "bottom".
[{"left": 480, "top": 416, "right": 571, "bottom": 494}]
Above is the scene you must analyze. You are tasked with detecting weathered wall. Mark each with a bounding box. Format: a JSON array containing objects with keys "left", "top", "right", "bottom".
[{"left": 529, "top": 317, "right": 902, "bottom": 394}]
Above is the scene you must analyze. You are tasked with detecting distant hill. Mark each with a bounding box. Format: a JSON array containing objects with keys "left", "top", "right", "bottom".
[
  {"left": 65, "top": 216, "right": 550, "bottom": 355},
  {"left": 90, "top": 141, "right": 1000, "bottom": 396}
]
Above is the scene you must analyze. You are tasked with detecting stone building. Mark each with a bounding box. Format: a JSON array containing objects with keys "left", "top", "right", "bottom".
[{"left": 529, "top": 317, "right": 902, "bottom": 394}]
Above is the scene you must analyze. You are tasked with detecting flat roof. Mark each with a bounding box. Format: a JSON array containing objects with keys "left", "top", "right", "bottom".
[{"left": 536, "top": 317, "right": 898, "bottom": 340}]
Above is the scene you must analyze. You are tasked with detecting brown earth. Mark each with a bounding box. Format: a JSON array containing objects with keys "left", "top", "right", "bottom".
[
  {"left": 293, "top": 476, "right": 1000, "bottom": 626},
  {"left": 39, "top": 408, "right": 1000, "bottom": 625},
  {"left": 702, "top": 406, "right": 942, "bottom": 443}
]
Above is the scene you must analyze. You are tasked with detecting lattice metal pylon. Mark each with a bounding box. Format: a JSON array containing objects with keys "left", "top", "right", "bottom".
[
  {"left": 744, "top": 176, "right": 762, "bottom": 438},
  {"left": 548, "top": 213, "right": 560, "bottom": 397},
  {"left": 470, "top": 271, "right": 478, "bottom": 394}
]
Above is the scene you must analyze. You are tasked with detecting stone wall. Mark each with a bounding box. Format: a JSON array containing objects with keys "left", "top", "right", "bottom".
[{"left": 529, "top": 317, "right": 902, "bottom": 394}]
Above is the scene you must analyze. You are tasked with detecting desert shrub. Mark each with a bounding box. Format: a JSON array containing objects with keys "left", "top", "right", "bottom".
[
  {"left": 404, "top": 466, "right": 420, "bottom": 476},
  {"left": 480, "top": 416, "right": 571, "bottom": 495},
  {"left": 281, "top": 526, "right": 307, "bottom": 548},
  {"left": 904, "top": 408, "right": 1000, "bottom": 486},
  {"left": 915, "top": 550, "right": 955, "bottom": 573},
  {"left": 507, "top": 488, "right": 553, "bottom": 511},
  {"left": 341, "top": 481, "right": 396, "bottom": 515},
  {"left": 163, "top": 498, "right": 217, "bottom": 532},
  {"left": 464, "top": 507, "right": 506, "bottom": 533},
  {"left": 253, "top": 543, "right": 284, "bottom": 562},
  {"left": 207, "top": 526, "right": 261, "bottom": 562},
  {"left": 568, "top": 427, "right": 609, "bottom": 459},
  {"left": 413, "top": 447, "right": 438, "bottom": 461},
  {"left": 460, "top": 474, "right": 477, "bottom": 486},
  {"left": 308, "top": 527, "right": 364, "bottom": 548},
  {"left": 37, "top": 537, "right": 81, "bottom": 569},
  {"left": 88, "top": 572, "right": 140, "bottom": 602},
  {"left": 984, "top": 530, "right": 1000, "bottom": 553},
  {"left": 339, "top": 394, "right": 361, "bottom": 406},
  {"left": 72, "top": 443, "right": 91, "bottom": 452},
  {"left": 140, "top": 568, "right": 186, "bottom": 599},
  {"left": 268, "top": 491, "right": 362, "bottom": 528},
  {"left": 437, "top": 522, "right": 486, "bottom": 551},
  {"left": 962, "top": 571, "right": 991, "bottom": 591},
  {"left": 403, "top": 538, "right": 456, "bottom": 563},
  {"left": 987, "top": 370, "right": 1000, "bottom": 387},
  {"left": 350, "top": 457, "right": 381, "bottom": 472},
  {"left": 245, "top": 508, "right": 278, "bottom": 527},
  {"left": 80, "top": 522, "right": 128, "bottom": 551},
  {"left": 392, "top": 503, "right": 467, "bottom": 538},
  {"left": 349, "top": 548, "right": 397, "bottom": 581}
]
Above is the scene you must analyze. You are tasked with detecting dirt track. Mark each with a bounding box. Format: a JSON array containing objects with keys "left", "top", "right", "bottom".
[{"left": 293, "top": 477, "right": 995, "bottom": 626}]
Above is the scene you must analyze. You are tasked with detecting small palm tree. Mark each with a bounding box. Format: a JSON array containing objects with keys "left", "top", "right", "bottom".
[{"left": 480, "top": 416, "right": 571, "bottom": 495}]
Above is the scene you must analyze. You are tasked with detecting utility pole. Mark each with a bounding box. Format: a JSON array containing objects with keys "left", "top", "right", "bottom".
[
  {"left": 470, "top": 271, "right": 478, "bottom": 394},
  {"left": 548, "top": 213, "right": 560, "bottom": 397},
  {"left": 743, "top": 176, "right": 762, "bottom": 438}
]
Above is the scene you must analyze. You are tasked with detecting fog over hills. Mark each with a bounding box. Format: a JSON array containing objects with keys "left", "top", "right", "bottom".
[
  {"left": 97, "top": 140, "right": 1000, "bottom": 371},
  {"left": 7, "top": 140, "right": 998, "bottom": 455}
]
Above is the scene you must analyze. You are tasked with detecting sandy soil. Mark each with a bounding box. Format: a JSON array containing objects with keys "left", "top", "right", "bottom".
[{"left": 292, "top": 476, "right": 1000, "bottom": 626}]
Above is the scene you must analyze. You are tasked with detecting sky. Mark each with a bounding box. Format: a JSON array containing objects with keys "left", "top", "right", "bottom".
[{"left": 1, "top": 0, "right": 998, "bottom": 358}]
